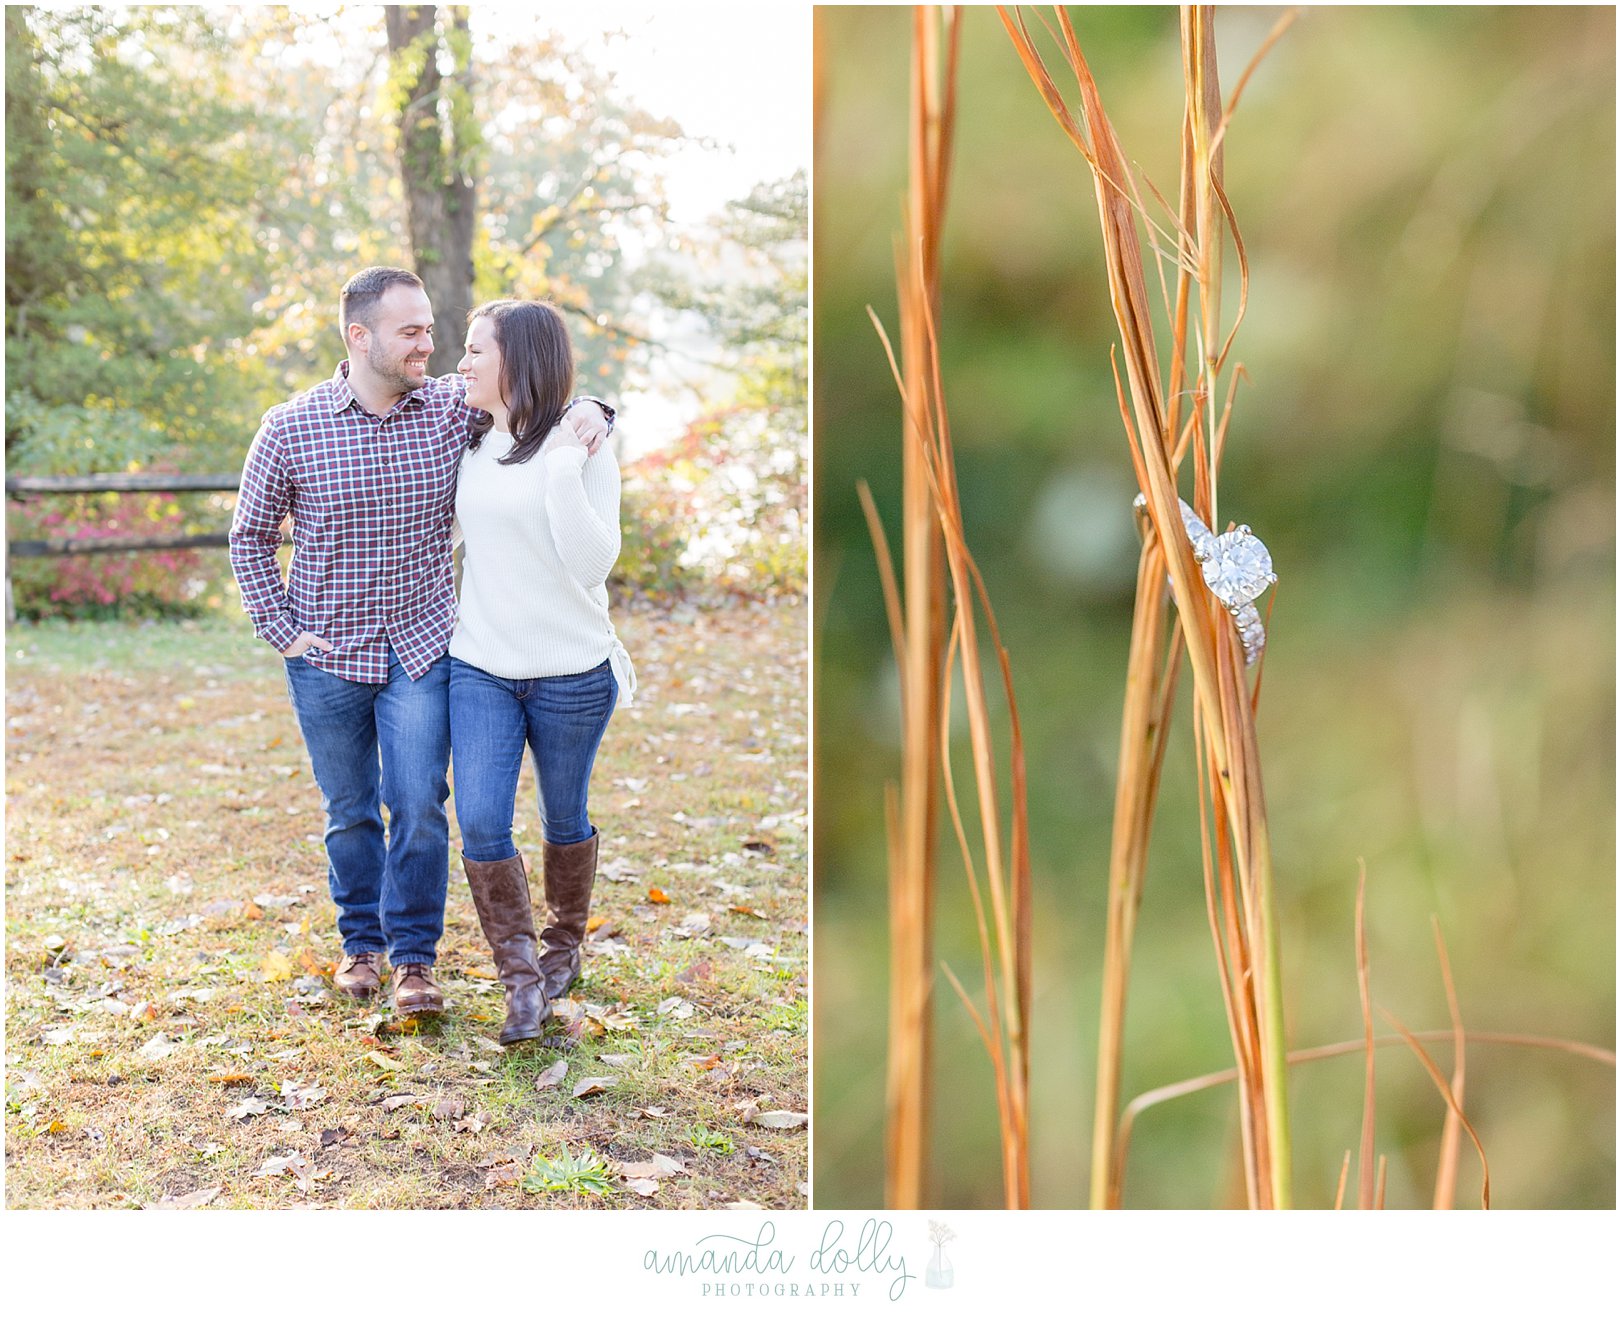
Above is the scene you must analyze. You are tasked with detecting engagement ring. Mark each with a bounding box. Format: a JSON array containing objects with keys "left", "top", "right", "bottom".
[{"left": 1133, "top": 492, "right": 1275, "bottom": 666}]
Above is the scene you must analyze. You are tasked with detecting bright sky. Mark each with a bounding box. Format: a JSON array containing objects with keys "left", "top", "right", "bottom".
[
  {"left": 504, "top": 4, "right": 811, "bottom": 449},
  {"left": 531, "top": 3, "right": 812, "bottom": 221}
]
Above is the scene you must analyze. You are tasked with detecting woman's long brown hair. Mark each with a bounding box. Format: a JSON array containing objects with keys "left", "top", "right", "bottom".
[{"left": 465, "top": 299, "right": 575, "bottom": 465}]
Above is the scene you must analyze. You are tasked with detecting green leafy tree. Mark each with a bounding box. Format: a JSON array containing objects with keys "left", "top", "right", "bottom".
[{"left": 4, "top": 6, "right": 318, "bottom": 470}]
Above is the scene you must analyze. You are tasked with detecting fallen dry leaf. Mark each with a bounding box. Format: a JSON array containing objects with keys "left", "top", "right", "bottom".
[
  {"left": 208, "top": 1073, "right": 254, "bottom": 1086},
  {"left": 647, "top": 887, "right": 672, "bottom": 905},
  {"left": 150, "top": 1185, "right": 223, "bottom": 1210},
  {"left": 431, "top": 1097, "right": 465, "bottom": 1122},
  {"left": 484, "top": 1164, "right": 521, "bottom": 1188},
  {"left": 261, "top": 951, "right": 294, "bottom": 982},
  {"left": 380, "top": 1094, "right": 419, "bottom": 1111},
  {"left": 626, "top": 1178, "right": 660, "bottom": 1197},
  {"left": 475, "top": 1144, "right": 534, "bottom": 1169},
  {"left": 138, "top": 1033, "right": 177, "bottom": 1061},
  {"left": 750, "top": 1111, "right": 809, "bottom": 1130},
  {"left": 225, "top": 1096, "right": 273, "bottom": 1121},
  {"left": 585, "top": 1005, "right": 640, "bottom": 1033},
  {"left": 572, "top": 1076, "right": 615, "bottom": 1098},
  {"left": 365, "top": 1051, "right": 405, "bottom": 1071},
  {"left": 534, "top": 1060, "right": 568, "bottom": 1092},
  {"left": 279, "top": 1081, "right": 327, "bottom": 1111}
]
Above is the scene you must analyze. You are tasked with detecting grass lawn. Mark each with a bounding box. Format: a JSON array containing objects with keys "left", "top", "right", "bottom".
[{"left": 4, "top": 597, "right": 808, "bottom": 1209}]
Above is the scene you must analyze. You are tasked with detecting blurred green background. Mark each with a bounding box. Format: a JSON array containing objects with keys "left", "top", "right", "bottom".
[{"left": 813, "top": 5, "right": 1614, "bottom": 1209}]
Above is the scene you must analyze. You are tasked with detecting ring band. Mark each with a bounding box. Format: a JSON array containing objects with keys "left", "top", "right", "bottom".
[{"left": 1132, "top": 493, "right": 1275, "bottom": 665}]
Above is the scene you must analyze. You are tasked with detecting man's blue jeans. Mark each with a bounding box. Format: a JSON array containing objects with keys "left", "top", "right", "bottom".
[
  {"left": 449, "top": 658, "right": 616, "bottom": 861},
  {"left": 283, "top": 649, "right": 450, "bottom": 965}
]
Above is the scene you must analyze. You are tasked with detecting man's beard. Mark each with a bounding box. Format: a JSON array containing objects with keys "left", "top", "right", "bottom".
[{"left": 368, "top": 340, "right": 427, "bottom": 393}]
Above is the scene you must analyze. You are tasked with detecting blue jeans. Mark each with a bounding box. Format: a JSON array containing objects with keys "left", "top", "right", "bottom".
[
  {"left": 283, "top": 648, "right": 450, "bottom": 965},
  {"left": 449, "top": 658, "right": 617, "bottom": 861}
]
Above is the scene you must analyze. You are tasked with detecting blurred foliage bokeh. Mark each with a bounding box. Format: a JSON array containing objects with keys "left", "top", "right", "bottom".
[{"left": 814, "top": 6, "right": 1614, "bottom": 1209}]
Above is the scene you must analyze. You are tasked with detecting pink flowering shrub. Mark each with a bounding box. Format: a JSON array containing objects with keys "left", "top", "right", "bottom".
[{"left": 8, "top": 488, "right": 209, "bottom": 620}]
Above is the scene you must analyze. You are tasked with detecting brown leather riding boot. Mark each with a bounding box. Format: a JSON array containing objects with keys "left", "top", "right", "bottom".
[
  {"left": 391, "top": 963, "right": 444, "bottom": 1016},
  {"left": 538, "top": 830, "right": 599, "bottom": 1001},
  {"left": 462, "top": 854, "right": 549, "bottom": 1045},
  {"left": 333, "top": 950, "right": 383, "bottom": 999}
]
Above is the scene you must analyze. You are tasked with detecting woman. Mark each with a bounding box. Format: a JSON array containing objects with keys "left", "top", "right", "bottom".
[{"left": 450, "top": 299, "right": 635, "bottom": 1046}]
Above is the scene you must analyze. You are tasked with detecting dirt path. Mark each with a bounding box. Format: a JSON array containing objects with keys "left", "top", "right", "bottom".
[{"left": 4, "top": 599, "right": 807, "bottom": 1209}]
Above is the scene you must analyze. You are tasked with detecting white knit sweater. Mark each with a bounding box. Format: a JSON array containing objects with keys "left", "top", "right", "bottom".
[{"left": 449, "top": 425, "right": 635, "bottom": 702}]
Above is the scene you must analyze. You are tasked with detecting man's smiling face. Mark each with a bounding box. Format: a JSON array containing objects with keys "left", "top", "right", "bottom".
[{"left": 357, "top": 284, "right": 435, "bottom": 392}]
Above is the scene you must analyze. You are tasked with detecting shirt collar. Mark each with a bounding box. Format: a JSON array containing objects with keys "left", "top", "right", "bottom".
[{"left": 329, "top": 359, "right": 427, "bottom": 416}]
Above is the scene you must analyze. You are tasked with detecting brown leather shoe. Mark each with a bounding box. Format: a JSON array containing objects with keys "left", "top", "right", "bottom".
[
  {"left": 391, "top": 963, "right": 444, "bottom": 1016},
  {"left": 333, "top": 951, "right": 383, "bottom": 999},
  {"left": 539, "top": 830, "right": 599, "bottom": 1001},
  {"left": 462, "top": 854, "right": 549, "bottom": 1046}
]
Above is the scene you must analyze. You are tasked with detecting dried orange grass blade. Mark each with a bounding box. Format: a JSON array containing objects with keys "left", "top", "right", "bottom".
[
  {"left": 876, "top": 5, "right": 966, "bottom": 1212},
  {"left": 1432, "top": 917, "right": 1467, "bottom": 1210},
  {"left": 1003, "top": 3, "right": 1297, "bottom": 1209},
  {"left": 874, "top": 6, "right": 1030, "bottom": 1209},
  {"left": 1114, "top": 1027, "right": 1611, "bottom": 1206},
  {"left": 939, "top": 616, "right": 1007, "bottom": 1074},
  {"left": 940, "top": 959, "right": 998, "bottom": 1060},
  {"left": 1213, "top": 7, "right": 1301, "bottom": 152},
  {"left": 1356, "top": 863, "right": 1377, "bottom": 1210},
  {"left": 996, "top": 7, "right": 1095, "bottom": 162},
  {"left": 856, "top": 480, "right": 907, "bottom": 691},
  {"left": 1380, "top": 1006, "right": 1492, "bottom": 1210}
]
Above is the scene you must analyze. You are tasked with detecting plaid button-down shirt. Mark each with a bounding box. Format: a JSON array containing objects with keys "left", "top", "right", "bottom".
[{"left": 229, "top": 362, "right": 472, "bottom": 683}]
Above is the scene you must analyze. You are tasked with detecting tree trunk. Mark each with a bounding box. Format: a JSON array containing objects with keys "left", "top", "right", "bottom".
[{"left": 385, "top": 5, "right": 477, "bottom": 376}]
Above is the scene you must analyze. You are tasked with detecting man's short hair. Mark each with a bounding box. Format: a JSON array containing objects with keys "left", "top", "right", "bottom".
[{"left": 339, "top": 267, "right": 424, "bottom": 343}]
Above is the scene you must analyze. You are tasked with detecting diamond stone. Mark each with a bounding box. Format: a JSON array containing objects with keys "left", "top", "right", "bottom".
[{"left": 1201, "top": 530, "right": 1273, "bottom": 607}]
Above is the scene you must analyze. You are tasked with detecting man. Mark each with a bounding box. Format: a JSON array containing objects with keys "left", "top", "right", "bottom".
[{"left": 229, "top": 267, "right": 610, "bottom": 1015}]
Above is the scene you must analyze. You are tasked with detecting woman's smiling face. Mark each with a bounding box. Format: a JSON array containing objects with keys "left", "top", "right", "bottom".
[{"left": 457, "top": 316, "right": 505, "bottom": 415}]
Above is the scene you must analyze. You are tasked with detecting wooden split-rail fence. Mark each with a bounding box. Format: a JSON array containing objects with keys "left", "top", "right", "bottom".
[{"left": 3, "top": 471, "right": 285, "bottom": 623}]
